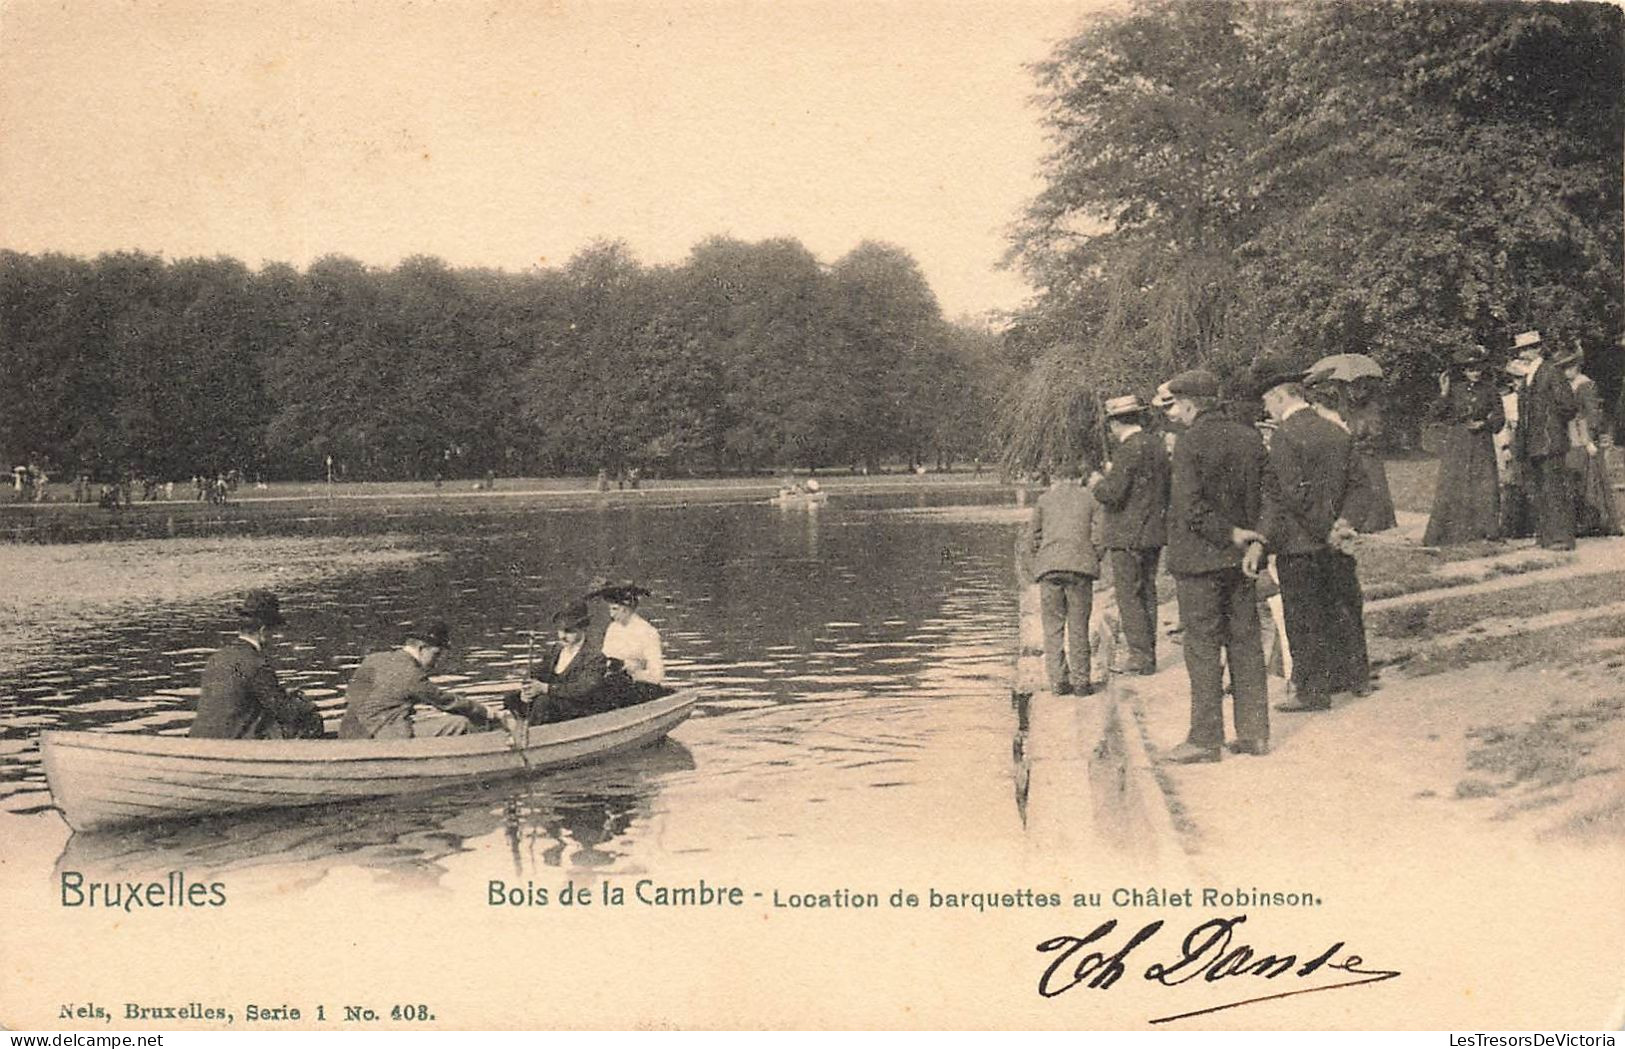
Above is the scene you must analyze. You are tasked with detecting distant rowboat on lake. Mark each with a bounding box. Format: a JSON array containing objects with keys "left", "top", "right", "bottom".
[
  {"left": 40, "top": 689, "right": 699, "bottom": 832},
  {"left": 772, "top": 489, "right": 828, "bottom": 507}
]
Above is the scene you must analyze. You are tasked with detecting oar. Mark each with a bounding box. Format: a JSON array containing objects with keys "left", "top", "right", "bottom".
[{"left": 514, "top": 631, "right": 536, "bottom": 754}]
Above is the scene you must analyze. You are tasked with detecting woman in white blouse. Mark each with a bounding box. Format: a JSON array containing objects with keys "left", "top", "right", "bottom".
[{"left": 591, "top": 583, "right": 665, "bottom": 685}]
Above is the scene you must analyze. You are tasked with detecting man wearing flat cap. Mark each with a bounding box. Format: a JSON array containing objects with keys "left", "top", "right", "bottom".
[
  {"left": 1162, "top": 369, "right": 1272, "bottom": 762},
  {"left": 1089, "top": 394, "right": 1169, "bottom": 675},
  {"left": 338, "top": 621, "right": 499, "bottom": 738},
  {"left": 1510, "top": 330, "right": 1579, "bottom": 550},
  {"left": 1255, "top": 363, "right": 1369, "bottom": 712},
  {"left": 191, "top": 589, "right": 325, "bottom": 740},
  {"left": 510, "top": 600, "right": 636, "bottom": 724}
]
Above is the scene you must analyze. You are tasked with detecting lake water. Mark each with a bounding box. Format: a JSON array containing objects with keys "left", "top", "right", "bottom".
[{"left": 0, "top": 490, "right": 1031, "bottom": 889}]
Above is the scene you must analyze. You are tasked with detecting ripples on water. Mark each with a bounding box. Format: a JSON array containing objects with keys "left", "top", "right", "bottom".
[{"left": 2, "top": 491, "right": 1022, "bottom": 883}]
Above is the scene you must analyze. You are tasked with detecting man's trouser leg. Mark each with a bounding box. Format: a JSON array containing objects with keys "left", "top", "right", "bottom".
[
  {"left": 1111, "top": 547, "right": 1159, "bottom": 670},
  {"left": 1220, "top": 568, "right": 1270, "bottom": 744},
  {"left": 1039, "top": 573, "right": 1073, "bottom": 690},
  {"left": 412, "top": 713, "right": 476, "bottom": 737},
  {"left": 1064, "top": 574, "right": 1093, "bottom": 689},
  {"left": 1328, "top": 549, "right": 1369, "bottom": 692},
  {"left": 1275, "top": 552, "right": 1338, "bottom": 703},
  {"left": 1175, "top": 572, "right": 1225, "bottom": 749}
]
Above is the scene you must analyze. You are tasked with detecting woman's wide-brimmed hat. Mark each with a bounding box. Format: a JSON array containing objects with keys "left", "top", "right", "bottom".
[{"left": 587, "top": 582, "right": 652, "bottom": 605}]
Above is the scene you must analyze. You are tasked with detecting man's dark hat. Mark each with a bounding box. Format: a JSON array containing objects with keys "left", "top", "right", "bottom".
[
  {"left": 1550, "top": 344, "right": 1583, "bottom": 367},
  {"left": 587, "top": 582, "right": 652, "bottom": 605},
  {"left": 1165, "top": 369, "right": 1220, "bottom": 398},
  {"left": 1251, "top": 361, "right": 1308, "bottom": 399},
  {"left": 553, "top": 600, "right": 592, "bottom": 631},
  {"left": 236, "top": 589, "right": 286, "bottom": 628},
  {"left": 1452, "top": 345, "right": 1489, "bottom": 366},
  {"left": 406, "top": 621, "right": 452, "bottom": 648}
]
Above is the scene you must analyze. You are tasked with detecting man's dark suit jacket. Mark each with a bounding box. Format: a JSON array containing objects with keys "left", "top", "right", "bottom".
[
  {"left": 1516, "top": 359, "right": 1578, "bottom": 461},
  {"left": 1167, "top": 409, "right": 1271, "bottom": 577},
  {"left": 1263, "top": 406, "right": 1358, "bottom": 555},
  {"left": 522, "top": 640, "right": 634, "bottom": 725},
  {"left": 191, "top": 639, "right": 318, "bottom": 739},
  {"left": 1093, "top": 428, "right": 1169, "bottom": 550}
]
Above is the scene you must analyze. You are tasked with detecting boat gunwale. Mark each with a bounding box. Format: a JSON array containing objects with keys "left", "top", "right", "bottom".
[{"left": 39, "top": 688, "right": 700, "bottom": 764}]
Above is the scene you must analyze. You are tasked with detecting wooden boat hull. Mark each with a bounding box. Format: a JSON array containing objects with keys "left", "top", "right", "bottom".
[
  {"left": 772, "top": 490, "right": 828, "bottom": 507},
  {"left": 40, "top": 689, "right": 699, "bottom": 832}
]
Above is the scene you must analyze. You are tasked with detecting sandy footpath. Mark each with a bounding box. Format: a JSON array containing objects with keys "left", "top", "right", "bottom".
[{"left": 0, "top": 536, "right": 426, "bottom": 673}]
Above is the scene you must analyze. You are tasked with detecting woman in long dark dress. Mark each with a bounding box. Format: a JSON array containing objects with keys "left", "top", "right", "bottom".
[
  {"left": 1423, "top": 346, "right": 1504, "bottom": 546},
  {"left": 1565, "top": 356, "right": 1622, "bottom": 537}
]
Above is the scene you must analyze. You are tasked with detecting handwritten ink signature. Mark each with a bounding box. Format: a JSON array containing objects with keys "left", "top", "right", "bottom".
[{"left": 1036, "top": 914, "right": 1401, "bottom": 1024}]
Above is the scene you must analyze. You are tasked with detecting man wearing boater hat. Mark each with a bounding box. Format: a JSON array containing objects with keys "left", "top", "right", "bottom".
[
  {"left": 1510, "top": 330, "right": 1579, "bottom": 550},
  {"left": 191, "top": 589, "right": 325, "bottom": 739},
  {"left": 510, "top": 600, "right": 635, "bottom": 724},
  {"left": 337, "top": 621, "right": 499, "bottom": 738},
  {"left": 1089, "top": 393, "right": 1169, "bottom": 675},
  {"left": 1162, "top": 369, "right": 1271, "bottom": 762},
  {"left": 1254, "top": 361, "right": 1368, "bottom": 712}
]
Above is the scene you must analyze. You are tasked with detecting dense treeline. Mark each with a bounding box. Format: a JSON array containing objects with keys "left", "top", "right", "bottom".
[
  {"left": 0, "top": 239, "right": 1009, "bottom": 482},
  {"left": 1002, "top": 0, "right": 1623, "bottom": 467}
]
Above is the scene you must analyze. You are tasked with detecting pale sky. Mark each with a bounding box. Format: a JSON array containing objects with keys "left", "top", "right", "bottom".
[{"left": 0, "top": 0, "right": 1096, "bottom": 320}]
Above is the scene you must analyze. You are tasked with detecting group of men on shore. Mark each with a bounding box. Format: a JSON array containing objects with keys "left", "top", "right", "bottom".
[
  {"left": 188, "top": 584, "right": 666, "bottom": 743},
  {"left": 1032, "top": 358, "right": 1376, "bottom": 763}
]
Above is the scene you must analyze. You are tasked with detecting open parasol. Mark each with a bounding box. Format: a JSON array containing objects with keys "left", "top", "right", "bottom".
[{"left": 1308, "top": 352, "right": 1383, "bottom": 382}]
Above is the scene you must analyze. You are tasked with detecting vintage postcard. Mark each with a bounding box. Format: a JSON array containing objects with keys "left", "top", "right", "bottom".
[{"left": 2, "top": 0, "right": 1623, "bottom": 1032}]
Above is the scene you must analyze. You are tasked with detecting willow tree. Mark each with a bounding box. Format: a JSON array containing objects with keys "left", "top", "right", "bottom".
[{"left": 1002, "top": 0, "right": 1277, "bottom": 470}]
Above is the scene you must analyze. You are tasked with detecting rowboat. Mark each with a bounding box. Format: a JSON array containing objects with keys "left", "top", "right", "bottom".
[
  {"left": 40, "top": 688, "right": 700, "bottom": 832},
  {"left": 772, "top": 489, "right": 828, "bottom": 507}
]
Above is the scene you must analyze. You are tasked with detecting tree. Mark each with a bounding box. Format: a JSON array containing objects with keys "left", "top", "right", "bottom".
[{"left": 1002, "top": 0, "right": 1623, "bottom": 465}]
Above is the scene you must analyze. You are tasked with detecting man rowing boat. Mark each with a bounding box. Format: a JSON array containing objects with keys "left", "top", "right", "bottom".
[
  {"left": 337, "top": 621, "right": 501, "bottom": 739},
  {"left": 507, "top": 600, "right": 638, "bottom": 725},
  {"left": 190, "top": 590, "right": 325, "bottom": 740}
]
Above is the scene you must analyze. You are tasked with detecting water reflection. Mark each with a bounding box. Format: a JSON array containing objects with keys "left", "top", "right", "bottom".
[{"left": 5, "top": 490, "right": 1021, "bottom": 884}]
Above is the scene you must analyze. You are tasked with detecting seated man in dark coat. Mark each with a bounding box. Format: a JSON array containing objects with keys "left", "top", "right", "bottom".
[
  {"left": 337, "top": 622, "right": 499, "bottom": 739},
  {"left": 509, "top": 601, "right": 635, "bottom": 725},
  {"left": 190, "top": 589, "right": 325, "bottom": 740}
]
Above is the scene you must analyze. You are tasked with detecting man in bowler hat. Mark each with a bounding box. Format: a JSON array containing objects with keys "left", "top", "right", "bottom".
[
  {"left": 1089, "top": 393, "right": 1169, "bottom": 675},
  {"left": 510, "top": 600, "right": 635, "bottom": 723},
  {"left": 338, "top": 621, "right": 498, "bottom": 738},
  {"left": 1162, "top": 369, "right": 1272, "bottom": 761},
  {"left": 1255, "top": 363, "right": 1369, "bottom": 711},
  {"left": 191, "top": 590, "right": 325, "bottom": 739}
]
